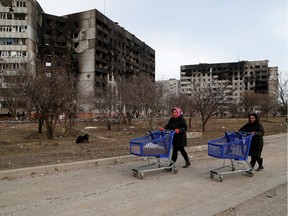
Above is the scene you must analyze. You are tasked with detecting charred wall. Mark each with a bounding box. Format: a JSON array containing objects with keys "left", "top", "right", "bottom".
[{"left": 180, "top": 60, "right": 277, "bottom": 99}]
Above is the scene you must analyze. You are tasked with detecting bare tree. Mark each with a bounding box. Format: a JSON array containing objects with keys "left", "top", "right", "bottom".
[
  {"left": 277, "top": 72, "right": 287, "bottom": 115},
  {"left": 126, "top": 74, "right": 162, "bottom": 130},
  {"left": 92, "top": 86, "right": 115, "bottom": 131},
  {"left": 61, "top": 91, "right": 79, "bottom": 138},
  {"left": 24, "top": 58, "right": 80, "bottom": 139},
  {"left": 92, "top": 77, "right": 133, "bottom": 131},
  {"left": 119, "top": 77, "right": 138, "bottom": 126},
  {"left": 240, "top": 91, "right": 258, "bottom": 114},
  {"left": 256, "top": 93, "right": 278, "bottom": 119},
  {"left": 240, "top": 91, "right": 278, "bottom": 119},
  {"left": 226, "top": 99, "right": 243, "bottom": 118},
  {"left": 190, "top": 81, "right": 234, "bottom": 132},
  {"left": 112, "top": 77, "right": 128, "bottom": 131}
]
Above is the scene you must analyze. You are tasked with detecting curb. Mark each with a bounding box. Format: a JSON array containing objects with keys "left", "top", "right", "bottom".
[{"left": 0, "top": 145, "right": 208, "bottom": 179}]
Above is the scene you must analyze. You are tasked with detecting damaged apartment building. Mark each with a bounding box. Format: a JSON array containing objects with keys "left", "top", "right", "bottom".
[
  {"left": 180, "top": 60, "right": 278, "bottom": 115},
  {"left": 0, "top": 0, "right": 155, "bottom": 111}
]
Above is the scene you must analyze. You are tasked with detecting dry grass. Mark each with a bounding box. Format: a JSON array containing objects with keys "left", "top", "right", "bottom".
[{"left": 0, "top": 116, "right": 286, "bottom": 170}]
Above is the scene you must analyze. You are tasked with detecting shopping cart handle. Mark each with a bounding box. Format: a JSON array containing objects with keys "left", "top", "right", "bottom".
[
  {"left": 224, "top": 132, "right": 231, "bottom": 142},
  {"left": 238, "top": 131, "right": 251, "bottom": 135},
  {"left": 158, "top": 129, "right": 175, "bottom": 137},
  {"left": 149, "top": 130, "right": 171, "bottom": 139},
  {"left": 149, "top": 130, "right": 155, "bottom": 139}
]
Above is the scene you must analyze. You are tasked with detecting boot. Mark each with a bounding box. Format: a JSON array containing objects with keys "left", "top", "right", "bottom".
[
  {"left": 255, "top": 158, "right": 263, "bottom": 171},
  {"left": 255, "top": 165, "right": 264, "bottom": 171},
  {"left": 183, "top": 161, "right": 191, "bottom": 168}
]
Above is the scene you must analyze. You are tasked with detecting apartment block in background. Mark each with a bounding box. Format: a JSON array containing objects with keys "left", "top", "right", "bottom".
[
  {"left": 0, "top": 0, "right": 43, "bottom": 110},
  {"left": 63, "top": 9, "right": 155, "bottom": 98},
  {"left": 0, "top": 0, "right": 155, "bottom": 112},
  {"left": 156, "top": 78, "right": 180, "bottom": 99},
  {"left": 180, "top": 60, "right": 278, "bottom": 105}
]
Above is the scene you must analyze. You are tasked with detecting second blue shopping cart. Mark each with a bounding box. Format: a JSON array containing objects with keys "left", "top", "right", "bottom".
[{"left": 208, "top": 131, "right": 254, "bottom": 182}]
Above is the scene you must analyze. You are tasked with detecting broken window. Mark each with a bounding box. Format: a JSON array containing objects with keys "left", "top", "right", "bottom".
[
  {"left": 73, "top": 42, "right": 79, "bottom": 49},
  {"left": 45, "top": 39, "right": 51, "bottom": 45},
  {"left": 45, "top": 30, "right": 52, "bottom": 35},
  {"left": 14, "top": 14, "right": 26, "bottom": 20},
  {"left": 57, "top": 31, "right": 63, "bottom": 37},
  {"left": 73, "top": 31, "right": 79, "bottom": 38}
]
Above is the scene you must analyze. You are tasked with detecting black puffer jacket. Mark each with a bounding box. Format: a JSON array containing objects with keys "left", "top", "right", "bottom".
[
  {"left": 164, "top": 116, "right": 187, "bottom": 147},
  {"left": 239, "top": 114, "right": 265, "bottom": 157}
]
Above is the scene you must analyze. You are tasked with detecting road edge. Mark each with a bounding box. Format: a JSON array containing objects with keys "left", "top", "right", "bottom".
[{"left": 0, "top": 133, "right": 286, "bottom": 179}]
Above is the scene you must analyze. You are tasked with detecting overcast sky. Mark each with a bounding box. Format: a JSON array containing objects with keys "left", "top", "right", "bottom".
[{"left": 36, "top": 0, "right": 287, "bottom": 80}]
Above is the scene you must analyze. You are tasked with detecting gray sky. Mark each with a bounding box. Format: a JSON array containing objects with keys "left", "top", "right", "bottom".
[{"left": 36, "top": 0, "right": 287, "bottom": 80}]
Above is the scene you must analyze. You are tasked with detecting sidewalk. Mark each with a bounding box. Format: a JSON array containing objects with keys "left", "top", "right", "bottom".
[
  {"left": 0, "top": 133, "right": 286, "bottom": 216},
  {"left": 0, "top": 133, "right": 285, "bottom": 179},
  {"left": 0, "top": 144, "right": 207, "bottom": 179}
]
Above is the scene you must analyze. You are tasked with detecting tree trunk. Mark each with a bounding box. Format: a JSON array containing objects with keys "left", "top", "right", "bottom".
[
  {"left": 45, "top": 113, "right": 56, "bottom": 139},
  {"left": 201, "top": 117, "right": 206, "bottom": 132},
  {"left": 38, "top": 118, "right": 44, "bottom": 133},
  {"left": 188, "top": 115, "right": 192, "bottom": 128},
  {"left": 106, "top": 121, "right": 111, "bottom": 130},
  {"left": 116, "top": 114, "right": 122, "bottom": 131},
  {"left": 46, "top": 122, "right": 54, "bottom": 139},
  {"left": 36, "top": 110, "right": 45, "bottom": 134},
  {"left": 63, "top": 115, "right": 69, "bottom": 138},
  {"left": 148, "top": 115, "right": 156, "bottom": 130}
]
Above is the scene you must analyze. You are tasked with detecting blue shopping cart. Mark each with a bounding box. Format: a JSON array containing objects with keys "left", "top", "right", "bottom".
[
  {"left": 208, "top": 131, "right": 254, "bottom": 182},
  {"left": 130, "top": 130, "right": 177, "bottom": 179}
]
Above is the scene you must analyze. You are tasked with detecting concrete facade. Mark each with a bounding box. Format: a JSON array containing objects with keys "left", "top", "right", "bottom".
[
  {"left": 180, "top": 60, "right": 278, "bottom": 104},
  {"left": 0, "top": 0, "right": 155, "bottom": 111},
  {"left": 156, "top": 78, "right": 180, "bottom": 99},
  {"left": 0, "top": 0, "right": 42, "bottom": 77},
  {"left": 0, "top": 0, "right": 43, "bottom": 110},
  {"left": 41, "top": 8, "right": 155, "bottom": 111}
]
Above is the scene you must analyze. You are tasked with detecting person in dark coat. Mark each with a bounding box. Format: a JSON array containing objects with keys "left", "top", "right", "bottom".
[
  {"left": 161, "top": 107, "right": 190, "bottom": 168},
  {"left": 239, "top": 113, "right": 265, "bottom": 171}
]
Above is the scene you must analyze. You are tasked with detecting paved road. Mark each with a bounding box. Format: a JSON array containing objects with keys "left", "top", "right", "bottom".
[{"left": 0, "top": 134, "right": 287, "bottom": 216}]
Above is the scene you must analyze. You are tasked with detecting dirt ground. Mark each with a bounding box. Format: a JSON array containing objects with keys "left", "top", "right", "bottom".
[
  {"left": 216, "top": 183, "right": 287, "bottom": 216},
  {"left": 0, "top": 116, "right": 287, "bottom": 171}
]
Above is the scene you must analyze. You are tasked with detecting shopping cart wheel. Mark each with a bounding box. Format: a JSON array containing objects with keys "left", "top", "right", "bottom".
[
  {"left": 219, "top": 175, "right": 224, "bottom": 182},
  {"left": 138, "top": 172, "right": 145, "bottom": 179},
  {"left": 246, "top": 170, "right": 253, "bottom": 177},
  {"left": 210, "top": 173, "right": 214, "bottom": 179},
  {"left": 165, "top": 167, "right": 172, "bottom": 172},
  {"left": 172, "top": 167, "right": 178, "bottom": 174},
  {"left": 132, "top": 170, "right": 138, "bottom": 176}
]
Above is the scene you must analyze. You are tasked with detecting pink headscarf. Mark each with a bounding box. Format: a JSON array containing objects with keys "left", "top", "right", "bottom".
[{"left": 172, "top": 107, "right": 183, "bottom": 118}]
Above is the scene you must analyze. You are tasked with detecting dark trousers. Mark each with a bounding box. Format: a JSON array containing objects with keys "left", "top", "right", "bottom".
[
  {"left": 250, "top": 156, "right": 263, "bottom": 168},
  {"left": 171, "top": 145, "right": 189, "bottom": 163}
]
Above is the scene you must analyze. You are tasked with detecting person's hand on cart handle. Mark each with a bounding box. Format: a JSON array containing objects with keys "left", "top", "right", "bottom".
[
  {"left": 175, "top": 129, "right": 180, "bottom": 133},
  {"left": 234, "top": 130, "right": 254, "bottom": 135}
]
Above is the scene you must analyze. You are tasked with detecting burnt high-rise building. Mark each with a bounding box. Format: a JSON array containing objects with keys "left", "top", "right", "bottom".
[
  {"left": 180, "top": 60, "right": 278, "bottom": 115},
  {"left": 0, "top": 0, "right": 155, "bottom": 111}
]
